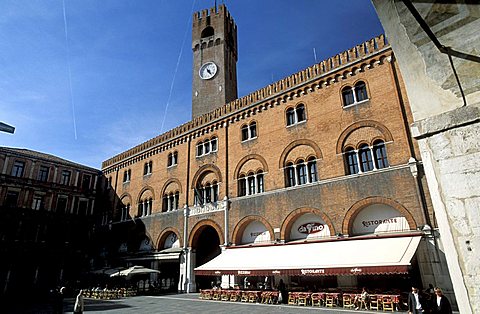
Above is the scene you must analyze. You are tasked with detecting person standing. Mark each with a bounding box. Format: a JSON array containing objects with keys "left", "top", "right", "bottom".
[
  {"left": 408, "top": 286, "right": 426, "bottom": 314},
  {"left": 431, "top": 288, "right": 452, "bottom": 314},
  {"left": 73, "top": 290, "right": 84, "bottom": 314}
]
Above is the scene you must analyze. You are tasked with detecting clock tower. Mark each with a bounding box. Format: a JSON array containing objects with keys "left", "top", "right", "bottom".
[{"left": 191, "top": 4, "right": 238, "bottom": 119}]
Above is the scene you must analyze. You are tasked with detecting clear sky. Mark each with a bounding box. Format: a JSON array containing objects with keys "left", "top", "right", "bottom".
[{"left": 0, "top": 0, "right": 384, "bottom": 168}]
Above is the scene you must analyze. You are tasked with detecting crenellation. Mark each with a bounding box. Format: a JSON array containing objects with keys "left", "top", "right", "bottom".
[{"left": 103, "top": 35, "right": 389, "bottom": 169}]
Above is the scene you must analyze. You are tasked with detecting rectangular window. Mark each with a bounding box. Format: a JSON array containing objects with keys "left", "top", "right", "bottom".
[
  {"left": 82, "top": 174, "right": 91, "bottom": 191},
  {"left": 11, "top": 161, "right": 25, "bottom": 177},
  {"left": 38, "top": 166, "right": 49, "bottom": 182},
  {"left": 78, "top": 199, "right": 89, "bottom": 215},
  {"left": 32, "top": 195, "right": 43, "bottom": 210},
  {"left": 56, "top": 196, "right": 68, "bottom": 213},
  {"left": 61, "top": 170, "right": 71, "bottom": 185},
  {"left": 5, "top": 191, "right": 19, "bottom": 207}
]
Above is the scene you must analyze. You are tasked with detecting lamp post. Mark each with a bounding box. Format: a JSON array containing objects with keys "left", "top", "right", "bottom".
[{"left": 0, "top": 122, "right": 15, "bottom": 134}]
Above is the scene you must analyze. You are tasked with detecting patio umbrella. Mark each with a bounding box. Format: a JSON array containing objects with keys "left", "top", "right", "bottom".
[{"left": 110, "top": 265, "right": 160, "bottom": 277}]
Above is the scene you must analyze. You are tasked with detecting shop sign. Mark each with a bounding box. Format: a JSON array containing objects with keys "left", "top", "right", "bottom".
[
  {"left": 272, "top": 270, "right": 281, "bottom": 274},
  {"left": 300, "top": 268, "right": 325, "bottom": 275},
  {"left": 298, "top": 222, "right": 324, "bottom": 234},
  {"left": 362, "top": 218, "right": 397, "bottom": 228},
  {"left": 238, "top": 270, "right": 251, "bottom": 275},
  {"left": 350, "top": 268, "right": 362, "bottom": 274},
  {"left": 214, "top": 271, "right": 221, "bottom": 275}
]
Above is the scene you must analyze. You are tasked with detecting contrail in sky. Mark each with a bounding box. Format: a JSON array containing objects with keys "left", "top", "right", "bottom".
[
  {"left": 62, "top": 0, "right": 78, "bottom": 140},
  {"left": 160, "top": 0, "right": 196, "bottom": 133}
]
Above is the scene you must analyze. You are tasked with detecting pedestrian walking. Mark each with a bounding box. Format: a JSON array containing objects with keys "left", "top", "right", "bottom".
[
  {"left": 73, "top": 290, "right": 84, "bottom": 314},
  {"left": 431, "top": 287, "right": 452, "bottom": 314},
  {"left": 408, "top": 285, "right": 427, "bottom": 314}
]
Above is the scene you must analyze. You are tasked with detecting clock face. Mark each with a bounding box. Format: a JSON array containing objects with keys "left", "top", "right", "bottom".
[{"left": 199, "top": 62, "right": 218, "bottom": 80}]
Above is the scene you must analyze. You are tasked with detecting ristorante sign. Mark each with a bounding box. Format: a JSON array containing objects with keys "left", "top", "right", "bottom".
[{"left": 194, "top": 265, "right": 409, "bottom": 276}]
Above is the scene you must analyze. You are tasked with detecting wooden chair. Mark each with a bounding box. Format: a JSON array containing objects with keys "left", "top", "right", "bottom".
[
  {"left": 230, "top": 291, "right": 240, "bottom": 302},
  {"left": 325, "top": 294, "right": 335, "bottom": 307},
  {"left": 358, "top": 298, "right": 369, "bottom": 310},
  {"left": 369, "top": 295, "right": 381, "bottom": 310},
  {"left": 248, "top": 292, "right": 257, "bottom": 303},
  {"left": 311, "top": 293, "right": 323, "bottom": 307},
  {"left": 297, "top": 293, "right": 308, "bottom": 306},
  {"left": 212, "top": 290, "right": 221, "bottom": 301},
  {"left": 288, "top": 292, "right": 297, "bottom": 305},
  {"left": 241, "top": 291, "right": 249, "bottom": 302},
  {"left": 343, "top": 295, "right": 355, "bottom": 309},
  {"left": 382, "top": 296, "right": 394, "bottom": 312},
  {"left": 221, "top": 290, "right": 229, "bottom": 301}
]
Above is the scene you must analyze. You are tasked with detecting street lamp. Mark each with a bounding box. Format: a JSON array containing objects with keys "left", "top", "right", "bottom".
[{"left": 0, "top": 122, "right": 15, "bottom": 134}]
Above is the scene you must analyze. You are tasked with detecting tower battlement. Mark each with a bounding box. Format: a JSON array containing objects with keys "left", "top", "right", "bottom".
[{"left": 192, "top": 4, "right": 235, "bottom": 32}]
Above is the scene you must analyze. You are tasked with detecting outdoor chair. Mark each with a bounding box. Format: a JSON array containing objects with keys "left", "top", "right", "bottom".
[
  {"left": 369, "top": 295, "right": 381, "bottom": 310},
  {"left": 230, "top": 291, "right": 240, "bottom": 302},
  {"left": 221, "top": 290, "right": 229, "bottom": 301},
  {"left": 297, "top": 293, "right": 308, "bottom": 306},
  {"left": 241, "top": 291, "right": 249, "bottom": 302},
  {"left": 325, "top": 294, "right": 335, "bottom": 307},
  {"left": 288, "top": 292, "right": 296, "bottom": 305},
  {"left": 342, "top": 295, "right": 355, "bottom": 309},
  {"left": 382, "top": 296, "right": 394, "bottom": 312},
  {"left": 311, "top": 293, "right": 323, "bottom": 307}
]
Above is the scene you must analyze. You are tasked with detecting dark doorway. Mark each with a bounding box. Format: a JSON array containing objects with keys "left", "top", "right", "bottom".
[{"left": 193, "top": 225, "right": 221, "bottom": 290}]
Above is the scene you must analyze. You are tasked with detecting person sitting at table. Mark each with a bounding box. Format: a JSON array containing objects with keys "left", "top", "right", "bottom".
[{"left": 355, "top": 287, "right": 369, "bottom": 310}]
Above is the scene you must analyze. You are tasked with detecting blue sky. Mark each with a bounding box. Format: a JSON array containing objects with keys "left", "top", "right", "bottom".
[{"left": 0, "top": 0, "right": 384, "bottom": 168}]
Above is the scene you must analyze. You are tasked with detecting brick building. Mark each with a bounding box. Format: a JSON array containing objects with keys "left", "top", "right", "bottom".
[
  {"left": 0, "top": 147, "right": 102, "bottom": 298},
  {"left": 100, "top": 4, "right": 454, "bottom": 300}
]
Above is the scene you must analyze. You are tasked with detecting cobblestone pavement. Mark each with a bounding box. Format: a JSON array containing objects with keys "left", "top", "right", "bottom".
[{"left": 55, "top": 293, "right": 407, "bottom": 314}]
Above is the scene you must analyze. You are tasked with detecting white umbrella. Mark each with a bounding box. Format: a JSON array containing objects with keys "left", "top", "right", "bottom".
[{"left": 110, "top": 265, "right": 160, "bottom": 277}]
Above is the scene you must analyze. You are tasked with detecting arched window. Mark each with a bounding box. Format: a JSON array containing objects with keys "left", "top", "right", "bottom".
[
  {"left": 307, "top": 157, "right": 318, "bottom": 182},
  {"left": 286, "top": 104, "right": 307, "bottom": 126},
  {"left": 238, "top": 174, "right": 247, "bottom": 197},
  {"left": 241, "top": 125, "right": 249, "bottom": 141},
  {"left": 296, "top": 104, "right": 306, "bottom": 122},
  {"left": 355, "top": 81, "right": 368, "bottom": 102},
  {"left": 121, "top": 203, "right": 130, "bottom": 221},
  {"left": 285, "top": 162, "right": 295, "bottom": 187},
  {"left": 345, "top": 147, "right": 359, "bottom": 175},
  {"left": 163, "top": 191, "right": 179, "bottom": 212},
  {"left": 256, "top": 170, "right": 264, "bottom": 193},
  {"left": 373, "top": 140, "right": 389, "bottom": 169},
  {"left": 359, "top": 144, "right": 374, "bottom": 172},
  {"left": 201, "top": 26, "right": 214, "bottom": 38},
  {"left": 123, "top": 169, "right": 131, "bottom": 183},
  {"left": 296, "top": 159, "right": 307, "bottom": 185},
  {"left": 196, "top": 137, "right": 218, "bottom": 157},
  {"left": 144, "top": 161, "right": 152, "bottom": 175},
  {"left": 250, "top": 122, "right": 257, "bottom": 138},
  {"left": 167, "top": 152, "right": 178, "bottom": 167},
  {"left": 342, "top": 81, "right": 369, "bottom": 107},
  {"left": 196, "top": 142, "right": 204, "bottom": 156},
  {"left": 342, "top": 87, "right": 355, "bottom": 107},
  {"left": 211, "top": 137, "right": 218, "bottom": 152},
  {"left": 247, "top": 172, "right": 255, "bottom": 195},
  {"left": 286, "top": 108, "right": 295, "bottom": 126},
  {"left": 194, "top": 181, "right": 219, "bottom": 205}
]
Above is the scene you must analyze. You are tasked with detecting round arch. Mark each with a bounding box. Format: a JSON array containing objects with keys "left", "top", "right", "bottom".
[
  {"left": 342, "top": 197, "right": 417, "bottom": 235},
  {"left": 156, "top": 227, "right": 182, "bottom": 250},
  {"left": 160, "top": 178, "right": 183, "bottom": 195},
  {"left": 191, "top": 164, "right": 223, "bottom": 188},
  {"left": 336, "top": 120, "right": 394, "bottom": 154},
  {"left": 278, "top": 139, "right": 323, "bottom": 168},
  {"left": 231, "top": 215, "right": 275, "bottom": 245},
  {"left": 119, "top": 193, "right": 133, "bottom": 205},
  {"left": 137, "top": 185, "right": 155, "bottom": 203},
  {"left": 233, "top": 154, "right": 269, "bottom": 179},
  {"left": 280, "top": 207, "right": 335, "bottom": 241},
  {"left": 188, "top": 219, "right": 224, "bottom": 248}
]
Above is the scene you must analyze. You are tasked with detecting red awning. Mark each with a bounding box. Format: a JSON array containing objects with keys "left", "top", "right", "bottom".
[{"left": 195, "top": 235, "right": 421, "bottom": 276}]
